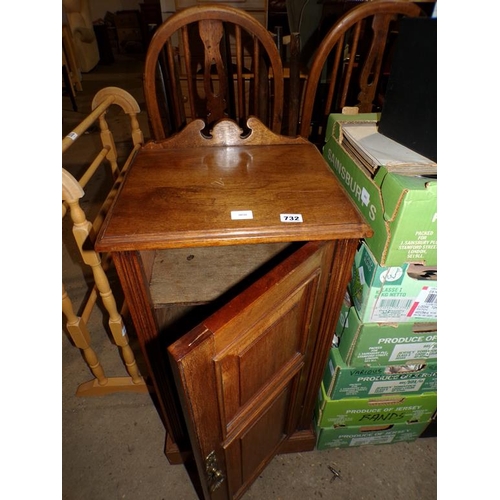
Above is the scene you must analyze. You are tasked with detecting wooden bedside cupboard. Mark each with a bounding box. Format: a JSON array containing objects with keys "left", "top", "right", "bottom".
[{"left": 95, "top": 117, "right": 371, "bottom": 499}]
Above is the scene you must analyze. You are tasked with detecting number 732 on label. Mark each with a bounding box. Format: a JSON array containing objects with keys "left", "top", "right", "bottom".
[{"left": 280, "top": 214, "right": 303, "bottom": 223}]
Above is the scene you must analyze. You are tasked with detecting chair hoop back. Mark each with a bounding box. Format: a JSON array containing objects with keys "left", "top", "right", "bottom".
[
  {"left": 299, "top": 1, "right": 425, "bottom": 142},
  {"left": 144, "top": 5, "right": 285, "bottom": 140}
]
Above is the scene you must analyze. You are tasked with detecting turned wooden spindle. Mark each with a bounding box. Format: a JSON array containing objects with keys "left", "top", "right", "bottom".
[{"left": 62, "top": 283, "right": 108, "bottom": 386}]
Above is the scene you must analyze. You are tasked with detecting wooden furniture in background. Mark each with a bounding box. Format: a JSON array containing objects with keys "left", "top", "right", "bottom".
[
  {"left": 63, "top": 23, "right": 83, "bottom": 111},
  {"left": 95, "top": 116, "right": 371, "bottom": 498},
  {"left": 63, "top": 0, "right": 100, "bottom": 72},
  {"left": 168, "top": 0, "right": 268, "bottom": 27},
  {"left": 140, "top": 1, "right": 164, "bottom": 48},
  {"left": 115, "top": 10, "right": 145, "bottom": 53},
  {"left": 62, "top": 54, "right": 78, "bottom": 112},
  {"left": 143, "top": 5, "right": 284, "bottom": 140},
  {"left": 62, "top": 87, "right": 148, "bottom": 397},
  {"left": 63, "top": 24, "right": 83, "bottom": 92},
  {"left": 299, "top": 0, "right": 425, "bottom": 145}
]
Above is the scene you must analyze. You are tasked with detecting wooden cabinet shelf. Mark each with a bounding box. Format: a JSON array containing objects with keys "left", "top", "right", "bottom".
[{"left": 150, "top": 242, "right": 293, "bottom": 305}]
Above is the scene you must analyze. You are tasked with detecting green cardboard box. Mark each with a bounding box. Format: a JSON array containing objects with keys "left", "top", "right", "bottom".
[
  {"left": 323, "top": 113, "right": 437, "bottom": 266},
  {"left": 351, "top": 240, "right": 437, "bottom": 323},
  {"left": 337, "top": 303, "right": 437, "bottom": 366},
  {"left": 315, "top": 382, "right": 437, "bottom": 427},
  {"left": 315, "top": 420, "right": 430, "bottom": 449},
  {"left": 322, "top": 346, "right": 437, "bottom": 399}
]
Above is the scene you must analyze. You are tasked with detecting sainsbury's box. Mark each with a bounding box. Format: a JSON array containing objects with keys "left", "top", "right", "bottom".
[
  {"left": 315, "top": 382, "right": 437, "bottom": 427},
  {"left": 337, "top": 303, "right": 437, "bottom": 366},
  {"left": 315, "top": 420, "right": 430, "bottom": 450},
  {"left": 322, "top": 346, "right": 437, "bottom": 399},
  {"left": 351, "top": 241, "right": 437, "bottom": 323},
  {"left": 323, "top": 113, "right": 437, "bottom": 267}
]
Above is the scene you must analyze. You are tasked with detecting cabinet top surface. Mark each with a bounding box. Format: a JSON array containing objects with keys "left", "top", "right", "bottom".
[{"left": 96, "top": 140, "right": 371, "bottom": 252}]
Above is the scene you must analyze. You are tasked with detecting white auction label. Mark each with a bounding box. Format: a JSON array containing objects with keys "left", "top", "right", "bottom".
[
  {"left": 280, "top": 214, "right": 303, "bottom": 223},
  {"left": 66, "top": 131, "right": 78, "bottom": 141},
  {"left": 231, "top": 210, "right": 253, "bottom": 220}
]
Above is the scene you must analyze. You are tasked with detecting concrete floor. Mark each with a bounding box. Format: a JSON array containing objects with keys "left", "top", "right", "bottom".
[{"left": 62, "top": 52, "right": 437, "bottom": 500}]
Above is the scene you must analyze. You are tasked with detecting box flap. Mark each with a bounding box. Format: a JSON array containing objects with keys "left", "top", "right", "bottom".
[
  {"left": 325, "top": 112, "right": 380, "bottom": 142},
  {"left": 375, "top": 169, "right": 438, "bottom": 225}
]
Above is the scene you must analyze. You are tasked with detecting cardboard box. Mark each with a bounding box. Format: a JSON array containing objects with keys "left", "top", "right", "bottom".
[
  {"left": 322, "top": 346, "right": 437, "bottom": 399},
  {"left": 323, "top": 113, "right": 437, "bottom": 266},
  {"left": 315, "top": 382, "right": 437, "bottom": 427},
  {"left": 315, "top": 421, "right": 430, "bottom": 449},
  {"left": 351, "top": 240, "right": 437, "bottom": 323},
  {"left": 337, "top": 303, "right": 437, "bottom": 366}
]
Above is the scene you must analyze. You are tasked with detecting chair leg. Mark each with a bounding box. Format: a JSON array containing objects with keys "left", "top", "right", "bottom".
[{"left": 63, "top": 64, "right": 78, "bottom": 112}]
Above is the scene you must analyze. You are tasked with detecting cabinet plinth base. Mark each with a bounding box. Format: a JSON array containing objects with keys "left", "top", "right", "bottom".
[
  {"left": 165, "top": 433, "right": 192, "bottom": 465},
  {"left": 278, "top": 428, "right": 317, "bottom": 454}
]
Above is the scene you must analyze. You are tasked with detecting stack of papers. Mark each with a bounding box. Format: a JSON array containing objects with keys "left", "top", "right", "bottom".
[{"left": 341, "top": 123, "right": 437, "bottom": 177}]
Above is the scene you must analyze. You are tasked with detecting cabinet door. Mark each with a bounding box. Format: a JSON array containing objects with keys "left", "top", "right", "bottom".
[{"left": 168, "top": 241, "right": 333, "bottom": 500}]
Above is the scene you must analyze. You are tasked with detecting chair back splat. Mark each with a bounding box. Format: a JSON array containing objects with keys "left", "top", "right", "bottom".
[
  {"left": 299, "top": 1, "right": 426, "bottom": 145},
  {"left": 144, "top": 5, "right": 285, "bottom": 139}
]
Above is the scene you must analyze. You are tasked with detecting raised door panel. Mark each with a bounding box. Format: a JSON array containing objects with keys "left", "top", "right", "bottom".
[
  {"left": 214, "top": 273, "right": 318, "bottom": 431},
  {"left": 168, "top": 241, "right": 332, "bottom": 499}
]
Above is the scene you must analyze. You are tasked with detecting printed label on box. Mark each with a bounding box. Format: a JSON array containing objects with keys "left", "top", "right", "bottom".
[
  {"left": 388, "top": 342, "right": 437, "bottom": 363},
  {"left": 407, "top": 287, "right": 438, "bottom": 318},
  {"left": 368, "top": 379, "right": 425, "bottom": 395},
  {"left": 349, "top": 434, "right": 395, "bottom": 446},
  {"left": 369, "top": 297, "right": 415, "bottom": 322}
]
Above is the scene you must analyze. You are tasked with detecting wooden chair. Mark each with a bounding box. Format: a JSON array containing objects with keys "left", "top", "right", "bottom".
[
  {"left": 143, "top": 5, "right": 285, "bottom": 140},
  {"left": 299, "top": 1, "right": 426, "bottom": 145}
]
